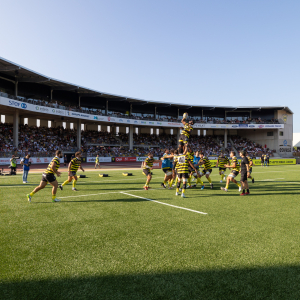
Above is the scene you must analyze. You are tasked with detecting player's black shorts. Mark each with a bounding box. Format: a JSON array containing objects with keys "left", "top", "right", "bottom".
[
  {"left": 240, "top": 172, "right": 248, "bottom": 182},
  {"left": 204, "top": 169, "right": 212, "bottom": 175},
  {"left": 42, "top": 173, "right": 56, "bottom": 183},
  {"left": 163, "top": 168, "right": 172, "bottom": 175},
  {"left": 143, "top": 169, "right": 151, "bottom": 176},
  {"left": 249, "top": 167, "right": 253, "bottom": 173},
  {"left": 177, "top": 173, "right": 189, "bottom": 179},
  {"left": 179, "top": 134, "right": 188, "bottom": 145},
  {"left": 70, "top": 171, "right": 77, "bottom": 177},
  {"left": 219, "top": 167, "right": 226, "bottom": 172},
  {"left": 188, "top": 166, "right": 194, "bottom": 173}
]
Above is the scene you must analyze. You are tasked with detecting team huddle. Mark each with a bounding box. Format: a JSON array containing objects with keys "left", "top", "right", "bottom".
[{"left": 26, "top": 114, "right": 255, "bottom": 202}]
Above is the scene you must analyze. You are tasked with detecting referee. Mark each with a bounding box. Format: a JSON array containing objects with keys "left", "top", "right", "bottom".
[{"left": 239, "top": 150, "right": 250, "bottom": 196}]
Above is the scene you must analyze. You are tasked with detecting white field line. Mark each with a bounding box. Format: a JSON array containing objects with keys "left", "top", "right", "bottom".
[
  {"left": 58, "top": 188, "right": 164, "bottom": 199},
  {"left": 260, "top": 178, "right": 285, "bottom": 181},
  {"left": 121, "top": 192, "right": 207, "bottom": 215}
]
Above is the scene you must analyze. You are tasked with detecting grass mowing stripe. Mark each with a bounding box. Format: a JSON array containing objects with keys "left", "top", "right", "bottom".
[{"left": 121, "top": 192, "right": 208, "bottom": 215}]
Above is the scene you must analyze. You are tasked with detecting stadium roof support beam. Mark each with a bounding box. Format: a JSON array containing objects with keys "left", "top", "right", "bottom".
[
  {"left": 15, "top": 80, "right": 18, "bottom": 97},
  {"left": 77, "top": 119, "right": 81, "bottom": 150},
  {"left": 0, "top": 66, "right": 20, "bottom": 72},
  {"left": 129, "top": 125, "right": 133, "bottom": 150},
  {"left": 51, "top": 86, "right": 79, "bottom": 91},
  {"left": 18, "top": 77, "right": 50, "bottom": 83},
  {"left": 105, "top": 100, "right": 108, "bottom": 115},
  {"left": 13, "top": 110, "right": 19, "bottom": 148}
]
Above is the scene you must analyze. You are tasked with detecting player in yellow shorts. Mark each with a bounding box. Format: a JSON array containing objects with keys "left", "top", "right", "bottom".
[{"left": 143, "top": 153, "right": 154, "bottom": 190}]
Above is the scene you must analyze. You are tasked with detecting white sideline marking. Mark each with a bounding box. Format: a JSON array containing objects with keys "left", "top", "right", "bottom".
[
  {"left": 121, "top": 192, "right": 207, "bottom": 215},
  {"left": 260, "top": 178, "right": 285, "bottom": 181}
]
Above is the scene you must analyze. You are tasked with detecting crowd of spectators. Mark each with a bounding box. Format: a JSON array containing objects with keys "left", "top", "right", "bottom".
[{"left": 0, "top": 122, "right": 278, "bottom": 159}]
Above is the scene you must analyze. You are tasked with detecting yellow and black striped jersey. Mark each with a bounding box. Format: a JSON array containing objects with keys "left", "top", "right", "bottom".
[
  {"left": 231, "top": 156, "right": 240, "bottom": 172},
  {"left": 44, "top": 156, "right": 60, "bottom": 174},
  {"left": 143, "top": 157, "right": 154, "bottom": 169},
  {"left": 174, "top": 154, "right": 190, "bottom": 174},
  {"left": 201, "top": 157, "right": 212, "bottom": 170},
  {"left": 247, "top": 156, "right": 253, "bottom": 169},
  {"left": 180, "top": 123, "right": 193, "bottom": 138},
  {"left": 70, "top": 157, "right": 81, "bottom": 172},
  {"left": 218, "top": 156, "right": 229, "bottom": 168},
  {"left": 186, "top": 151, "right": 194, "bottom": 163},
  {"left": 173, "top": 155, "right": 179, "bottom": 169}
]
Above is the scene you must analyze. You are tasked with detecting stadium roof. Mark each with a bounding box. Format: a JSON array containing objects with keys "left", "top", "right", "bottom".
[{"left": 0, "top": 56, "right": 293, "bottom": 114}]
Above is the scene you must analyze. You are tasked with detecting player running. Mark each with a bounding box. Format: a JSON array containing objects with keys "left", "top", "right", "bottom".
[
  {"left": 191, "top": 151, "right": 205, "bottom": 189},
  {"left": 27, "top": 150, "right": 63, "bottom": 203},
  {"left": 59, "top": 151, "right": 85, "bottom": 191},
  {"left": 199, "top": 153, "right": 214, "bottom": 189},
  {"left": 173, "top": 148, "right": 197, "bottom": 198},
  {"left": 239, "top": 150, "right": 250, "bottom": 196},
  {"left": 160, "top": 149, "right": 174, "bottom": 189},
  {"left": 216, "top": 152, "right": 229, "bottom": 183},
  {"left": 220, "top": 151, "right": 242, "bottom": 192},
  {"left": 143, "top": 153, "right": 154, "bottom": 190}
]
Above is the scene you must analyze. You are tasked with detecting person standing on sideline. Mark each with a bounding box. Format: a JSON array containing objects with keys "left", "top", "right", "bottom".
[
  {"left": 10, "top": 155, "right": 18, "bottom": 175},
  {"left": 21, "top": 154, "right": 31, "bottom": 183},
  {"left": 95, "top": 155, "right": 100, "bottom": 169},
  {"left": 239, "top": 150, "right": 250, "bottom": 195}
]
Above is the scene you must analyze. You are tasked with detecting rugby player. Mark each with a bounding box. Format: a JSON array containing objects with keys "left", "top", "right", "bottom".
[
  {"left": 239, "top": 150, "right": 250, "bottom": 195},
  {"left": 186, "top": 146, "right": 194, "bottom": 188},
  {"left": 160, "top": 149, "right": 174, "bottom": 189},
  {"left": 95, "top": 155, "right": 100, "bottom": 169},
  {"left": 246, "top": 153, "right": 255, "bottom": 183},
  {"left": 27, "top": 150, "right": 63, "bottom": 203},
  {"left": 59, "top": 151, "right": 85, "bottom": 191},
  {"left": 178, "top": 118, "right": 194, "bottom": 151},
  {"left": 216, "top": 152, "right": 229, "bottom": 183},
  {"left": 220, "top": 151, "right": 242, "bottom": 192},
  {"left": 173, "top": 148, "right": 197, "bottom": 198},
  {"left": 199, "top": 153, "right": 214, "bottom": 189},
  {"left": 142, "top": 153, "right": 154, "bottom": 190},
  {"left": 192, "top": 151, "right": 205, "bottom": 189}
]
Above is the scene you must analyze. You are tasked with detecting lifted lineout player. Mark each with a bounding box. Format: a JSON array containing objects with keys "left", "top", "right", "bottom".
[
  {"left": 220, "top": 151, "right": 242, "bottom": 192},
  {"left": 178, "top": 113, "right": 194, "bottom": 152},
  {"left": 59, "top": 151, "right": 85, "bottom": 191},
  {"left": 27, "top": 150, "right": 63, "bottom": 203}
]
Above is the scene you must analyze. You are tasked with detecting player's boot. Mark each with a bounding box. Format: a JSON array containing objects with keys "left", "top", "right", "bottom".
[
  {"left": 161, "top": 183, "right": 166, "bottom": 188},
  {"left": 220, "top": 187, "right": 228, "bottom": 192},
  {"left": 252, "top": 178, "right": 254, "bottom": 184},
  {"left": 52, "top": 198, "right": 61, "bottom": 202},
  {"left": 181, "top": 193, "right": 186, "bottom": 198},
  {"left": 240, "top": 193, "right": 246, "bottom": 196},
  {"left": 72, "top": 188, "right": 78, "bottom": 192},
  {"left": 210, "top": 184, "right": 214, "bottom": 189},
  {"left": 201, "top": 185, "right": 205, "bottom": 190},
  {"left": 27, "top": 194, "right": 31, "bottom": 203},
  {"left": 238, "top": 186, "right": 242, "bottom": 192},
  {"left": 59, "top": 185, "right": 63, "bottom": 190},
  {"left": 175, "top": 192, "right": 179, "bottom": 196}
]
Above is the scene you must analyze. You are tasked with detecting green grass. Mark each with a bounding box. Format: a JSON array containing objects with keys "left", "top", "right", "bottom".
[{"left": 1, "top": 165, "right": 300, "bottom": 299}]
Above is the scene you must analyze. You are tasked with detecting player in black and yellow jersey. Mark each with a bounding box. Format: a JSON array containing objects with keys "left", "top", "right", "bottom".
[
  {"left": 172, "top": 147, "right": 197, "bottom": 198},
  {"left": 160, "top": 149, "right": 174, "bottom": 189},
  {"left": 179, "top": 118, "right": 194, "bottom": 151},
  {"left": 220, "top": 151, "right": 242, "bottom": 192},
  {"left": 199, "top": 153, "right": 214, "bottom": 189},
  {"left": 246, "top": 153, "right": 254, "bottom": 183},
  {"left": 27, "top": 150, "right": 63, "bottom": 203},
  {"left": 143, "top": 153, "right": 154, "bottom": 190},
  {"left": 59, "top": 151, "right": 85, "bottom": 191},
  {"left": 186, "top": 146, "right": 194, "bottom": 188},
  {"left": 216, "top": 152, "right": 229, "bottom": 183},
  {"left": 172, "top": 149, "right": 179, "bottom": 187}
]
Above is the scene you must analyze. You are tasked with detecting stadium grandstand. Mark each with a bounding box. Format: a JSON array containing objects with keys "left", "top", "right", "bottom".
[{"left": 0, "top": 56, "right": 294, "bottom": 165}]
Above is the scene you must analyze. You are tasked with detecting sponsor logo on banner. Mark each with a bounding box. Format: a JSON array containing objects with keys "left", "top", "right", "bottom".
[
  {"left": 21, "top": 103, "right": 27, "bottom": 109},
  {"left": 108, "top": 117, "right": 111, "bottom": 121},
  {"left": 275, "top": 125, "right": 282, "bottom": 128},
  {"left": 141, "top": 121, "right": 147, "bottom": 124},
  {"left": 52, "top": 109, "right": 65, "bottom": 116},
  {"left": 239, "top": 124, "right": 248, "bottom": 128},
  {"left": 87, "top": 157, "right": 112, "bottom": 163},
  {"left": 168, "top": 122, "right": 181, "bottom": 126},
  {"left": 221, "top": 126, "right": 227, "bottom": 128},
  {"left": 119, "top": 119, "right": 123, "bottom": 122},
  {"left": 258, "top": 125, "right": 264, "bottom": 128},
  {"left": 249, "top": 125, "right": 255, "bottom": 128},
  {"left": 152, "top": 161, "right": 162, "bottom": 169},
  {"left": 94, "top": 116, "right": 98, "bottom": 120},
  {"left": 9, "top": 100, "right": 21, "bottom": 107},
  {"left": 71, "top": 112, "right": 90, "bottom": 118},
  {"left": 134, "top": 121, "right": 139, "bottom": 124},
  {"left": 149, "top": 122, "right": 154, "bottom": 125},
  {"left": 115, "top": 157, "right": 136, "bottom": 162},
  {"left": 127, "top": 120, "right": 131, "bottom": 123},
  {"left": 231, "top": 125, "right": 238, "bottom": 128},
  {"left": 283, "top": 140, "right": 288, "bottom": 146},
  {"left": 156, "top": 122, "right": 162, "bottom": 125},
  {"left": 36, "top": 106, "right": 49, "bottom": 113},
  {"left": 264, "top": 125, "right": 274, "bottom": 128},
  {"left": 136, "top": 157, "right": 159, "bottom": 162}
]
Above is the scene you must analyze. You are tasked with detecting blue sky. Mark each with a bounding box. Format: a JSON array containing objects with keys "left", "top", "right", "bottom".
[{"left": 1, "top": 0, "right": 300, "bottom": 131}]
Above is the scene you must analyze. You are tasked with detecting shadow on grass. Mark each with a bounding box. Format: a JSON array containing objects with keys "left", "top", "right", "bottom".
[{"left": 2, "top": 266, "right": 300, "bottom": 300}]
